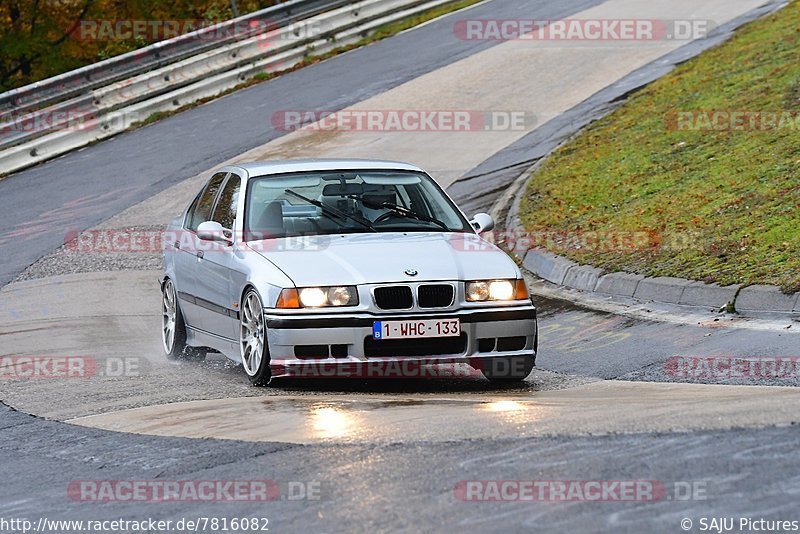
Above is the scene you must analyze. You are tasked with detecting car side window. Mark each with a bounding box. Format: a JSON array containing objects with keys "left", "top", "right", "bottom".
[
  {"left": 184, "top": 192, "right": 202, "bottom": 229},
  {"left": 187, "top": 172, "right": 227, "bottom": 232},
  {"left": 211, "top": 174, "right": 241, "bottom": 230}
]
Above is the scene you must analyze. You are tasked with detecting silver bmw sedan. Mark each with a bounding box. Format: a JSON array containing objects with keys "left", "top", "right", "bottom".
[{"left": 160, "top": 159, "right": 538, "bottom": 385}]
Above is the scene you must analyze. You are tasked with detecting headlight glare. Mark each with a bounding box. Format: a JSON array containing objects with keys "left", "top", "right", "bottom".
[
  {"left": 466, "top": 281, "right": 490, "bottom": 301},
  {"left": 298, "top": 287, "right": 327, "bottom": 307},
  {"left": 466, "top": 279, "right": 525, "bottom": 301},
  {"left": 328, "top": 286, "right": 357, "bottom": 306},
  {"left": 295, "top": 286, "right": 359, "bottom": 308},
  {"left": 488, "top": 280, "right": 514, "bottom": 300}
]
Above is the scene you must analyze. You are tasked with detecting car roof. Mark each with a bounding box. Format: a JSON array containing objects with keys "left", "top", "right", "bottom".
[{"left": 225, "top": 159, "right": 425, "bottom": 177}]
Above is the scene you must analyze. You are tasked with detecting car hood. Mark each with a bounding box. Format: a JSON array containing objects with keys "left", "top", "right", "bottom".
[{"left": 247, "top": 232, "right": 519, "bottom": 286}]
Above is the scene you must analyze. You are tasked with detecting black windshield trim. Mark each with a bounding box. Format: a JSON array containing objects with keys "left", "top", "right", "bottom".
[{"left": 243, "top": 169, "right": 472, "bottom": 242}]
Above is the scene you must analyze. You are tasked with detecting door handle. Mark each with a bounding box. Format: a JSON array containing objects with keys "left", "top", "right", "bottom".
[
  {"left": 196, "top": 250, "right": 204, "bottom": 259},
  {"left": 174, "top": 241, "right": 180, "bottom": 249}
]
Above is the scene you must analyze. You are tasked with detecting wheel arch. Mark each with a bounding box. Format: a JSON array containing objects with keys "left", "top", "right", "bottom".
[{"left": 239, "top": 283, "right": 261, "bottom": 311}]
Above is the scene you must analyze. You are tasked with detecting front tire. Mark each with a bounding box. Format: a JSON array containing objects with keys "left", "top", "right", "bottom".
[
  {"left": 162, "top": 278, "right": 206, "bottom": 361},
  {"left": 240, "top": 288, "right": 271, "bottom": 386},
  {"left": 478, "top": 355, "right": 535, "bottom": 383}
]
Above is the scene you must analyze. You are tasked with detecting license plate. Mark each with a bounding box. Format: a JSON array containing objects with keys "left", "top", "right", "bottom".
[{"left": 373, "top": 318, "right": 460, "bottom": 340}]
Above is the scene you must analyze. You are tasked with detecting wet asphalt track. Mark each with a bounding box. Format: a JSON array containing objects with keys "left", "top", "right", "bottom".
[
  {"left": 1, "top": 271, "right": 797, "bottom": 422},
  {"left": 3, "top": 403, "right": 800, "bottom": 533}
]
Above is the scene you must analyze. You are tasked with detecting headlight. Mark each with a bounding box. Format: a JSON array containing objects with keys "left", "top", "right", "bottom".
[
  {"left": 328, "top": 286, "right": 356, "bottom": 306},
  {"left": 289, "top": 286, "right": 359, "bottom": 308},
  {"left": 488, "top": 280, "right": 514, "bottom": 300},
  {"left": 466, "top": 279, "right": 529, "bottom": 301},
  {"left": 466, "top": 281, "right": 490, "bottom": 301},
  {"left": 298, "top": 287, "right": 327, "bottom": 307}
]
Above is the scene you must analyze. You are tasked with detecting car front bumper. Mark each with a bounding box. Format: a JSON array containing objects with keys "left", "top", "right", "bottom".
[{"left": 263, "top": 305, "right": 537, "bottom": 378}]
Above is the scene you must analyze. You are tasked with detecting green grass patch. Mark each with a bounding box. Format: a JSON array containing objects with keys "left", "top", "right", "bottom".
[{"left": 518, "top": 1, "right": 800, "bottom": 293}]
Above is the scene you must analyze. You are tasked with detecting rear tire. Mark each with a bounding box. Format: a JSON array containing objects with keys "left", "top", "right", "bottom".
[
  {"left": 478, "top": 355, "right": 535, "bottom": 383},
  {"left": 162, "top": 278, "right": 206, "bottom": 362},
  {"left": 240, "top": 288, "right": 271, "bottom": 386}
]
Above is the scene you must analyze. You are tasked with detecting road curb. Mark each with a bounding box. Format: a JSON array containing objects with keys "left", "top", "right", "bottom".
[
  {"left": 516, "top": 244, "right": 759, "bottom": 312},
  {"left": 736, "top": 285, "right": 800, "bottom": 314},
  {"left": 515, "top": 241, "right": 797, "bottom": 316}
]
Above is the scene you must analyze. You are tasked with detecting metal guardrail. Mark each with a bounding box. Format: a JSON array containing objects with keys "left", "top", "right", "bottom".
[
  {"left": 0, "top": 0, "right": 345, "bottom": 119},
  {"left": 0, "top": 0, "right": 351, "bottom": 150},
  {"left": 0, "top": 0, "right": 459, "bottom": 176}
]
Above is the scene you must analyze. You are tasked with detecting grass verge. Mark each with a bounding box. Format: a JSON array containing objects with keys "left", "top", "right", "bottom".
[{"left": 518, "top": 1, "right": 800, "bottom": 293}]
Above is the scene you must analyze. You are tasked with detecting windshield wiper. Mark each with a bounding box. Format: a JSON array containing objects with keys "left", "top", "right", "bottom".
[
  {"left": 284, "top": 189, "right": 377, "bottom": 232},
  {"left": 358, "top": 197, "right": 451, "bottom": 231}
]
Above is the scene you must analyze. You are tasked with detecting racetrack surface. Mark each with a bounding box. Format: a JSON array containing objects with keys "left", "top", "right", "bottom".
[
  {"left": 1, "top": 0, "right": 798, "bottom": 531},
  {"left": 3, "top": 403, "right": 800, "bottom": 533},
  {"left": 1, "top": 269, "right": 798, "bottom": 421}
]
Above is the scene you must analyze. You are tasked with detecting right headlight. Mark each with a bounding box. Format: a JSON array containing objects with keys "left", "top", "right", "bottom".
[
  {"left": 277, "top": 286, "right": 359, "bottom": 308},
  {"left": 465, "top": 279, "right": 529, "bottom": 302}
]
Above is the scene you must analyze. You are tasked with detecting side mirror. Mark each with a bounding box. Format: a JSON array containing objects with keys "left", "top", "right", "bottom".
[
  {"left": 469, "top": 213, "right": 494, "bottom": 233},
  {"left": 197, "top": 221, "right": 232, "bottom": 244}
]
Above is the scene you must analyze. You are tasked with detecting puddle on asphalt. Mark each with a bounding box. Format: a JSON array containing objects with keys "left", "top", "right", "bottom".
[
  {"left": 255, "top": 396, "right": 547, "bottom": 440},
  {"left": 260, "top": 397, "right": 526, "bottom": 412}
]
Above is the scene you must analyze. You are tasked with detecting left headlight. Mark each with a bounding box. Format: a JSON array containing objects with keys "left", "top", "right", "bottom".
[
  {"left": 466, "top": 279, "right": 529, "bottom": 302},
  {"left": 279, "top": 286, "right": 359, "bottom": 308}
]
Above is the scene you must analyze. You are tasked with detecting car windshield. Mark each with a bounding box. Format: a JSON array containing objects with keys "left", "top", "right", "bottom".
[{"left": 244, "top": 170, "right": 471, "bottom": 240}]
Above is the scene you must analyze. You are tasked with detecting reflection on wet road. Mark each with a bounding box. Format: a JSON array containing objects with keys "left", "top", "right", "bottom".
[
  {"left": 70, "top": 381, "right": 800, "bottom": 444},
  {"left": 311, "top": 405, "right": 358, "bottom": 439},
  {"left": 1, "top": 271, "right": 798, "bottom": 425}
]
